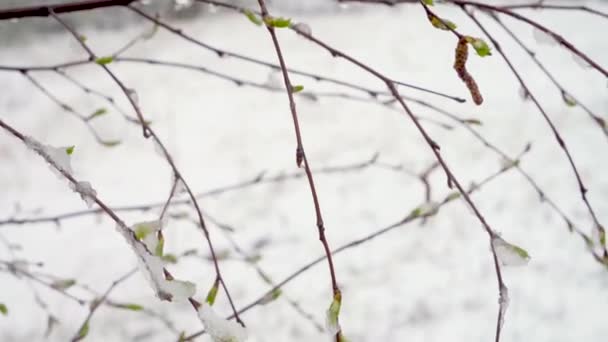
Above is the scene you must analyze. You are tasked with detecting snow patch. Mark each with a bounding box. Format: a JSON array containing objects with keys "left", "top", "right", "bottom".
[{"left": 197, "top": 304, "right": 248, "bottom": 342}]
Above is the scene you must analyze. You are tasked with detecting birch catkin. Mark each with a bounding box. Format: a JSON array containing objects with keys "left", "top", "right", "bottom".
[{"left": 454, "top": 37, "right": 483, "bottom": 105}]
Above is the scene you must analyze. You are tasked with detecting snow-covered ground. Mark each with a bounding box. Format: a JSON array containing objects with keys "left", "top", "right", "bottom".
[{"left": 1, "top": 1, "right": 607, "bottom": 341}]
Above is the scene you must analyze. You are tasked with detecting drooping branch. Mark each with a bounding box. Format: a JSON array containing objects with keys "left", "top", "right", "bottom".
[
  {"left": 182, "top": 156, "right": 523, "bottom": 341},
  {"left": 460, "top": 6, "right": 607, "bottom": 259}
]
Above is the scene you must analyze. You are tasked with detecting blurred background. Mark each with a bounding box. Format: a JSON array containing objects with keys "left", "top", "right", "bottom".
[{"left": 0, "top": 0, "right": 607, "bottom": 341}]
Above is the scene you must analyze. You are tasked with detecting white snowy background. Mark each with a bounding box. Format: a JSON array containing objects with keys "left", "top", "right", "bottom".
[{"left": 1, "top": 0, "right": 607, "bottom": 341}]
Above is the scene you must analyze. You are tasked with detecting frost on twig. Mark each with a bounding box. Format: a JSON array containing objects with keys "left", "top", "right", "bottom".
[
  {"left": 24, "top": 136, "right": 73, "bottom": 175},
  {"left": 24, "top": 136, "right": 97, "bottom": 208},
  {"left": 532, "top": 28, "right": 557, "bottom": 46},
  {"left": 115, "top": 220, "right": 196, "bottom": 302},
  {"left": 69, "top": 181, "right": 97, "bottom": 208},
  {"left": 492, "top": 235, "right": 531, "bottom": 267},
  {"left": 292, "top": 22, "right": 311, "bottom": 36},
  {"left": 197, "top": 304, "right": 248, "bottom": 342},
  {"left": 498, "top": 284, "right": 510, "bottom": 332}
]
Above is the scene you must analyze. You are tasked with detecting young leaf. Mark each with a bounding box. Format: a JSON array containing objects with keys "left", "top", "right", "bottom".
[
  {"left": 446, "top": 192, "right": 460, "bottom": 202},
  {"left": 291, "top": 85, "right": 304, "bottom": 93},
  {"left": 95, "top": 56, "right": 114, "bottom": 65},
  {"left": 264, "top": 16, "right": 292, "bottom": 28},
  {"left": 89, "top": 108, "right": 108, "bottom": 120},
  {"left": 259, "top": 288, "right": 282, "bottom": 305},
  {"left": 0, "top": 303, "right": 7, "bottom": 316},
  {"left": 162, "top": 253, "right": 178, "bottom": 264},
  {"left": 562, "top": 92, "right": 577, "bottom": 107},
  {"left": 429, "top": 15, "right": 457, "bottom": 31},
  {"left": 100, "top": 140, "right": 121, "bottom": 147},
  {"left": 134, "top": 224, "right": 152, "bottom": 240},
  {"left": 325, "top": 291, "right": 342, "bottom": 335},
  {"left": 154, "top": 235, "right": 164, "bottom": 257},
  {"left": 243, "top": 9, "right": 262, "bottom": 26},
  {"left": 463, "top": 118, "right": 482, "bottom": 125},
  {"left": 51, "top": 279, "right": 76, "bottom": 290},
  {"left": 466, "top": 36, "right": 492, "bottom": 57},
  {"left": 423, "top": 0, "right": 434, "bottom": 5},
  {"left": 205, "top": 283, "right": 219, "bottom": 306},
  {"left": 65, "top": 146, "right": 75, "bottom": 155},
  {"left": 77, "top": 321, "right": 89, "bottom": 339},
  {"left": 492, "top": 236, "right": 531, "bottom": 266},
  {"left": 120, "top": 303, "right": 144, "bottom": 311}
]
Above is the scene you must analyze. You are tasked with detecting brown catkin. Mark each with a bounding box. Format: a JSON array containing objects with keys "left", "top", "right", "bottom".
[{"left": 454, "top": 37, "right": 483, "bottom": 105}]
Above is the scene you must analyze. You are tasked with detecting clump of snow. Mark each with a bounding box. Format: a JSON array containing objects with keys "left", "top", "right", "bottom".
[
  {"left": 69, "top": 181, "right": 97, "bottom": 208},
  {"left": 174, "top": 0, "right": 194, "bottom": 11},
  {"left": 24, "top": 136, "right": 98, "bottom": 208},
  {"left": 532, "top": 28, "right": 556, "bottom": 46},
  {"left": 133, "top": 220, "right": 163, "bottom": 252},
  {"left": 292, "top": 22, "right": 312, "bottom": 36},
  {"left": 265, "top": 71, "right": 283, "bottom": 89},
  {"left": 498, "top": 284, "right": 510, "bottom": 331},
  {"left": 24, "top": 136, "right": 73, "bottom": 175},
  {"left": 114, "top": 221, "right": 196, "bottom": 302},
  {"left": 572, "top": 52, "right": 592, "bottom": 69},
  {"left": 126, "top": 88, "right": 139, "bottom": 105},
  {"left": 197, "top": 304, "right": 248, "bottom": 342},
  {"left": 492, "top": 235, "right": 531, "bottom": 267}
]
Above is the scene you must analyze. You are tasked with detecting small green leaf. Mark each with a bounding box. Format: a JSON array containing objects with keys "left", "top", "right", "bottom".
[
  {"left": 95, "top": 56, "right": 114, "bottom": 65},
  {"left": 326, "top": 291, "right": 342, "bottom": 331},
  {"left": 463, "top": 118, "right": 482, "bottom": 125},
  {"left": 79, "top": 35, "right": 87, "bottom": 42},
  {"left": 89, "top": 108, "right": 108, "bottom": 120},
  {"left": 410, "top": 207, "right": 423, "bottom": 218},
  {"left": 562, "top": 92, "right": 577, "bottom": 107},
  {"left": 162, "top": 253, "right": 178, "bottom": 264},
  {"left": 493, "top": 236, "right": 531, "bottom": 266},
  {"left": 264, "top": 16, "right": 292, "bottom": 28},
  {"left": 77, "top": 321, "right": 89, "bottom": 339},
  {"left": 244, "top": 9, "right": 262, "bottom": 26},
  {"left": 429, "top": 15, "right": 457, "bottom": 31},
  {"left": 446, "top": 192, "right": 460, "bottom": 201},
  {"left": 423, "top": 0, "right": 434, "bottom": 5},
  {"left": 134, "top": 224, "right": 152, "bottom": 240},
  {"left": 0, "top": 303, "right": 7, "bottom": 316},
  {"left": 100, "top": 140, "right": 121, "bottom": 147},
  {"left": 51, "top": 279, "right": 76, "bottom": 290},
  {"left": 154, "top": 235, "right": 164, "bottom": 257},
  {"left": 466, "top": 36, "right": 492, "bottom": 57},
  {"left": 121, "top": 303, "right": 144, "bottom": 311},
  {"left": 291, "top": 85, "right": 304, "bottom": 93},
  {"left": 65, "top": 146, "right": 75, "bottom": 155},
  {"left": 259, "top": 288, "right": 282, "bottom": 305},
  {"left": 512, "top": 245, "right": 530, "bottom": 259},
  {"left": 206, "top": 283, "right": 219, "bottom": 306}
]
